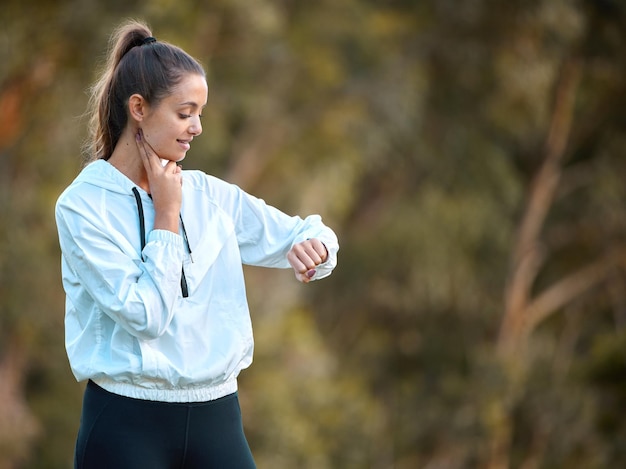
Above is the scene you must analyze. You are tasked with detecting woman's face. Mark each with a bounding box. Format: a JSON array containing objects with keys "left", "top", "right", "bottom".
[{"left": 140, "top": 73, "right": 208, "bottom": 163}]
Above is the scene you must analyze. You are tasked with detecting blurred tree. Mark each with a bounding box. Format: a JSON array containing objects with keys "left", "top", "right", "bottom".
[{"left": 311, "top": 0, "right": 626, "bottom": 467}]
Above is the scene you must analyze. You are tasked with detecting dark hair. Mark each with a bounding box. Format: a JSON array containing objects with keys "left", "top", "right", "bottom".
[{"left": 85, "top": 20, "right": 206, "bottom": 162}]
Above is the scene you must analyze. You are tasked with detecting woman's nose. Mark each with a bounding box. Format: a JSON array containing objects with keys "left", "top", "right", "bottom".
[{"left": 189, "top": 117, "right": 202, "bottom": 136}]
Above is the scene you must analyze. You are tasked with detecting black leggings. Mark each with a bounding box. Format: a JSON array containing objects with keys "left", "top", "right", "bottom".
[{"left": 75, "top": 380, "right": 256, "bottom": 469}]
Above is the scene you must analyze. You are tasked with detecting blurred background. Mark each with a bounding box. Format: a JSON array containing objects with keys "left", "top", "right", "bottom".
[{"left": 1, "top": 0, "right": 626, "bottom": 467}]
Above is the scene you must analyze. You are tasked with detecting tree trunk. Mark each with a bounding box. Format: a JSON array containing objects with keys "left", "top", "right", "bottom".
[{"left": 488, "top": 57, "right": 582, "bottom": 469}]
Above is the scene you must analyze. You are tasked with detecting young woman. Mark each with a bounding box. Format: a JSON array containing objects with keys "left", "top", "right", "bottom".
[{"left": 55, "top": 20, "right": 338, "bottom": 468}]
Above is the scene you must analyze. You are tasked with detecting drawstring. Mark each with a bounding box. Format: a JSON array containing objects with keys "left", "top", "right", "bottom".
[
  {"left": 179, "top": 215, "right": 193, "bottom": 263},
  {"left": 132, "top": 188, "right": 147, "bottom": 256},
  {"left": 132, "top": 187, "right": 190, "bottom": 298},
  {"left": 178, "top": 214, "right": 193, "bottom": 298}
]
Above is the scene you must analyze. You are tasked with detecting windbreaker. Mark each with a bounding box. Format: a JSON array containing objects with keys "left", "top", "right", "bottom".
[{"left": 55, "top": 160, "right": 339, "bottom": 402}]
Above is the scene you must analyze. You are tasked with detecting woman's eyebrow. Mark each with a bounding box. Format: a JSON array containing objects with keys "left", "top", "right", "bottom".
[{"left": 178, "top": 101, "right": 208, "bottom": 109}]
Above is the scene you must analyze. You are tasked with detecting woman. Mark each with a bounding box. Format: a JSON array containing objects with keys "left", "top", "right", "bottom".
[{"left": 55, "top": 20, "right": 338, "bottom": 468}]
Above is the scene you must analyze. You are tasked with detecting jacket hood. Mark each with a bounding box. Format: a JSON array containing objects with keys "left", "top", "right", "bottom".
[{"left": 72, "top": 159, "right": 140, "bottom": 195}]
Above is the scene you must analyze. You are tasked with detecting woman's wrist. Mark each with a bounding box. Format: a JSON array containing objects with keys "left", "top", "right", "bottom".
[{"left": 153, "top": 210, "right": 179, "bottom": 233}]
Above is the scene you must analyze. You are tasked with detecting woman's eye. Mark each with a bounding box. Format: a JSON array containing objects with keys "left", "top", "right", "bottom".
[{"left": 179, "top": 113, "right": 192, "bottom": 119}]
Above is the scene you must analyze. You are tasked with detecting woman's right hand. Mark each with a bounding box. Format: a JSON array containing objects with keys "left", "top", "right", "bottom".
[{"left": 136, "top": 129, "right": 182, "bottom": 233}]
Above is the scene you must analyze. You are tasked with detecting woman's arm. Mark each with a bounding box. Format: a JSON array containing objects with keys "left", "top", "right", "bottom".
[
  {"left": 215, "top": 179, "right": 339, "bottom": 281},
  {"left": 56, "top": 195, "right": 184, "bottom": 340}
]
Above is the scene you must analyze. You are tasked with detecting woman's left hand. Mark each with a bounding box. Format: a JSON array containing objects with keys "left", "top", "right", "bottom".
[{"left": 287, "top": 238, "right": 328, "bottom": 283}]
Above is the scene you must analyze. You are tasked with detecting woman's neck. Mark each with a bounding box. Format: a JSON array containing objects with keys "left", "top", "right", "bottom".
[{"left": 108, "top": 130, "right": 150, "bottom": 192}]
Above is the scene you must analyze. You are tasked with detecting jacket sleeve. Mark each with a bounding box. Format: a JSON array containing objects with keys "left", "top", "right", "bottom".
[
  {"left": 224, "top": 181, "right": 339, "bottom": 280},
  {"left": 56, "top": 195, "right": 184, "bottom": 340}
]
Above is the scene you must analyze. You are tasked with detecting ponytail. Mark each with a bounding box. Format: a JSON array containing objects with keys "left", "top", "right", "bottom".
[{"left": 84, "top": 20, "right": 205, "bottom": 163}]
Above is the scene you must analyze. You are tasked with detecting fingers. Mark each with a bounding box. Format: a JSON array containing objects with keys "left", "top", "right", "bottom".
[
  {"left": 135, "top": 129, "right": 183, "bottom": 224},
  {"left": 135, "top": 129, "right": 182, "bottom": 180},
  {"left": 289, "top": 240, "right": 326, "bottom": 270},
  {"left": 136, "top": 129, "right": 159, "bottom": 173},
  {"left": 136, "top": 129, "right": 149, "bottom": 166},
  {"left": 287, "top": 238, "right": 328, "bottom": 284}
]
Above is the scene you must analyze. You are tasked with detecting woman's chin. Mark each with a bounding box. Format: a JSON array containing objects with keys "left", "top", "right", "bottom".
[{"left": 160, "top": 154, "right": 186, "bottom": 166}]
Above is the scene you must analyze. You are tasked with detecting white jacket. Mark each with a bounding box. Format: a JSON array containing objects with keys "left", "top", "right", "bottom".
[{"left": 55, "top": 160, "right": 338, "bottom": 402}]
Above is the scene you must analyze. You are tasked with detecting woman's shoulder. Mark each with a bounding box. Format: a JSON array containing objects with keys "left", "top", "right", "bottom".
[
  {"left": 182, "top": 169, "right": 242, "bottom": 197},
  {"left": 57, "top": 160, "right": 133, "bottom": 204}
]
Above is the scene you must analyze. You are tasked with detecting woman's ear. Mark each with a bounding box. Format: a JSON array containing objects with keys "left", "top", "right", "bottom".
[{"left": 128, "top": 94, "right": 147, "bottom": 123}]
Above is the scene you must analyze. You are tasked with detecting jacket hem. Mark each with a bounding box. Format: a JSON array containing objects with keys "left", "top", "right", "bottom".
[{"left": 92, "top": 377, "right": 238, "bottom": 403}]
